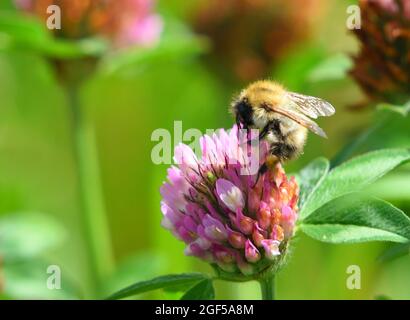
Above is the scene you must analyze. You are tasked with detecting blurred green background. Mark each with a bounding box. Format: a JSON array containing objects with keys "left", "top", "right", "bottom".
[{"left": 1, "top": 0, "right": 410, "bottom": 300}]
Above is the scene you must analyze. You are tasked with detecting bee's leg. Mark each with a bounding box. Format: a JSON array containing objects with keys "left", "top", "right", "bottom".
[
  {"left": 258, "top": 124, "right": 270, "bottom": 140},
  {"left": 236, "top": 118, "right": 251, "bottom": 144},
  {"left": 235, "top": 114, "right": 241, "bottom": 128},
  {"left": 252, "top": 163, "right": 268, "bottom": 188},
  {"left": 246, "top": 133, "right": 253, "bottom": 146},
  {"left": 239, "top": 125, "right": 255, "bottom": 147},
  {"left": 259, "top": 120, "right": 281, "bottom": 141},
  {"left": 252, "top": 153, "right": 281, "bottom": 188},
  {"left": 246, "top": 122, "right": 271, "bottom": 146}
]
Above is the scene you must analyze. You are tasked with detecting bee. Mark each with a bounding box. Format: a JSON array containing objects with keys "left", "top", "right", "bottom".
[{"left": 231, "top": 80, "right": 335, "bottom": 179}]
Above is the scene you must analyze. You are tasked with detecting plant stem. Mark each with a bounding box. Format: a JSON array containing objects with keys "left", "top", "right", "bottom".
[
  {"left": 259, "top": 275, "right": 275, "bottom": 300},
  {"left": 66, "top": 83, "right": 114, "bottom": 297}
]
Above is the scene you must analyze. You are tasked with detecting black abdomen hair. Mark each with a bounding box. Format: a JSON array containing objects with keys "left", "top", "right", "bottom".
[{"left": 270, "top": 143, "right": 297, "bottom": 160}]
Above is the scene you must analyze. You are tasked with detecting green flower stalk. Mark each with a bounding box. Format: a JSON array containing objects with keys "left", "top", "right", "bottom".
[{"left": 14, "top": 0, "right": 162, "bottom": 298}]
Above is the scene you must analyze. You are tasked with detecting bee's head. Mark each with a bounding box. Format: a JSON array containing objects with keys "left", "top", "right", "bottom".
[
  {"left": 232, "top": 97, "right": 254, "bottom": 129},
  {"left": 232, "top": 80, "right": 286, "bottom": 129}
]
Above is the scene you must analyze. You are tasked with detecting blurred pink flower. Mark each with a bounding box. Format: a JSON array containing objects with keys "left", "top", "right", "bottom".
[
  {"left": 14, "top": 0, "right": 33, "bottom": 10},
  {"left": 116, "top": 12, "right": 162, "bottom": 47},
  {"left": 14, "top": 0, "right": 162, "bottom": 47},
  {"left": 160, "top": 125, "right": 299, "bottom": 277}
]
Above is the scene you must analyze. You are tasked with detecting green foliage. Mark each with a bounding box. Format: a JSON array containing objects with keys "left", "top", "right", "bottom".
[
  {"left": 0, "top": 212, "right": 65, "bottom": 261},
  {"left": 307, "top": 53, "right": 352, "bottom": 83},
  {"left": 300, "top": 195, "right": 410, "bottom": 243},
  {"left": 366, "top": 172, "right": 410, "bottom": 202},
  {"left": 180, "top": 279, "right": 215, "bottom": 300},
  {"left": 295, "top": 157, "right": 329, "bottom": 209},
  {"left": 376, "top": 101, "right": 410, "bottom": 117},
  {"left": 378, "top": 242, "right": 410, "bottom": 263},
  {"left": 375, "top": 295, "right": 392, "bottom": 300},
  {"left": 0, "top": 212, "right": 75, "bottom": 299},
  {"left": 274, "top": 45, "right": 325, "bottom": 91},
  {"left": 298, "top": 149, "right": 410, "bottom": 245},
  {"left": 100, "top": 17, "right": 209, "bottom": 75},
  {"left": 108, "top": 273, "right": 209, "bottom": 300},
  {"left": 4, "top": 260, "right": 79, "bottom": 299},
  {"left": 300, "top": 149, "right": 410, "bottom": 220},
  {"left": 103, "top": 252, "right": 166, "bottom": 296},
  {"left": 0, "top": 12, "right": 107, "bottom": 58}
]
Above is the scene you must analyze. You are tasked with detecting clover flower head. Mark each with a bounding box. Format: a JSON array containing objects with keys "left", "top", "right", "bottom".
[
  {"left": 160, "top": 125, "right": 299, "bottom": 278},
  {"left": 351, "top": 0, "right": 410, "bottom": 105}
]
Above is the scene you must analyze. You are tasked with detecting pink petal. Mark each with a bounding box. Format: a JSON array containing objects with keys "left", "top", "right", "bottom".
[
  {"left": 245, "top": 240, "right": 260, "bottom": 263},
  {"left": 216, "top": 179, "right": 245, "bottom": 211},
  {"left": 261, "top": 239, "right": 281, "bottom": 260}
]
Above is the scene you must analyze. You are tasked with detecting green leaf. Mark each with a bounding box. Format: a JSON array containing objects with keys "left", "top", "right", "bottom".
[
  {"left": 4, "top": 259, "right": 79, "bottom": 300},
  {"left": 107, "top": 273, "right": 208, "bottom": 300},
  {"left": 376, "top": 101, "right": 410, "bottom": 117},
  {"left": 295, "top": 157, "right": 329, "bottom": 209},
  {"left": 180, "top": 279, "right": 215, "bottom": 300},
  {"left": 300, "top": 194, "right": 410, "bottom": 244},
  {"left": 0, "top": 12, "right": 107, "bottom": 58},
  {"left": 300, "top": 148, "right": 410, "bottom": 220},
  {"left": 163, "top": 280, "right": 200, "bottom": 293},
  {"left": 40, "top": 37, "right": 107, "bottom": 58},
  {"left": 103, "top": 252, "right": 166, "bottom": 296},
  {"left": 378, "top": 242, "right": 410, "bottom": 263},
  {"left": 0, "top": 212, "right": 66, "bottom": 261},
  {"left": 0, "top": 12, "right": 48, "bottom": 46},
  {"left": 329, "top": 113, "right": 391, "bottom": 168},
  {"left": 307, "top": 53, "right": 352, "bottom": 82},
  {"left": 366, "top": 172, "right": 410, "bottom": 201}
]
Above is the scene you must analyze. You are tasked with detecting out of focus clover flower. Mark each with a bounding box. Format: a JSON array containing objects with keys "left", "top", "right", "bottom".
[
  {"left": 160, "top": 126, "right": 298, "bottom": 279},
  {"left": 190, "top": 0, "right": 324, "bottom": 82},
  {"left": 351, "top": 0, "right": 410, "bottom": 105},
  {"left": 14, "top": 0, "right": 162, "bottom": 48}
]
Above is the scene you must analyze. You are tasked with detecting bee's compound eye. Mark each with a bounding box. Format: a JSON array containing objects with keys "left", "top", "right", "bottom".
[{"left": 235, "top": 99, "right": 253, "bottom": 126}]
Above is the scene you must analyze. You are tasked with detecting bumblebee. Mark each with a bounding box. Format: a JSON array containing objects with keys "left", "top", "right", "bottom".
[{"left": 231, "top": 80, "right": 335, "bottom": 177}]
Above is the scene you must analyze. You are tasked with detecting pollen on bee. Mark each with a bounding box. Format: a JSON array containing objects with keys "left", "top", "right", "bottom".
[{"left": 266, "top": 155, "right": 279, "bottom": 168}]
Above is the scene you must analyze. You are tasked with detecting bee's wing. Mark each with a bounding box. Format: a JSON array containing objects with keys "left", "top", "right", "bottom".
[
  {"left": 286, "top": 92, "right": 335, "bottom": 119},
  {"left": 268, "top": 92, "right": 336, "bottom": 138},
  {"left": 270, "top": 105, "right": 328, "bottom": 138}
]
